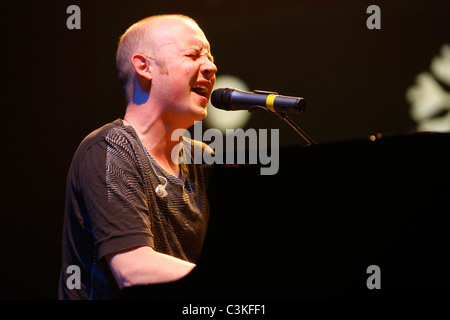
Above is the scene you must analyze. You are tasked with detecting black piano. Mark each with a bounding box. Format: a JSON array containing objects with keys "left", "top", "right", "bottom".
[{"left": 121, "top": 132, "right": 450, "bottom": 300}]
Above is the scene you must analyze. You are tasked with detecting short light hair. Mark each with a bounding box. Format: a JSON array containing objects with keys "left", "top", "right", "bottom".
[{"left": 116, "top": 14, "right": 198, "bottom": 104}]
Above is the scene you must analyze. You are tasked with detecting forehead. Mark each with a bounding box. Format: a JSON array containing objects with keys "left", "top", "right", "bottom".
[{"left": 152, "top": 18, "right": 211, "bottom": 52}]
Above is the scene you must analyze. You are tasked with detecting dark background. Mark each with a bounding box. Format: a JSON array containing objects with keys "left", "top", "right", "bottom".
[{"left": 2, "top": 0, "right": 449, "bottom": 299}]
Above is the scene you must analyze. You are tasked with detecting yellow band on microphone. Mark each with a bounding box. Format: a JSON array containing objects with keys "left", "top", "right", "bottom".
[{"left": 266, "top": 94, "right": 277, "bottom": 112}]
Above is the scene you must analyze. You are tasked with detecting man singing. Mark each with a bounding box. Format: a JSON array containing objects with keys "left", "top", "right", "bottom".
[{"left": 59, "top": 14, "right": 217, "bottom": 299}]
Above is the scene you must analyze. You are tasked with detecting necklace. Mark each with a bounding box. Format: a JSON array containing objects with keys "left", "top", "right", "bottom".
[{"left": 123, "top": 119, "right": 168, "bottom": 198}]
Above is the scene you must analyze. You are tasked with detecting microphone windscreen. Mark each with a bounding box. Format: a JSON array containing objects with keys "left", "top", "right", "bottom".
[{"left": 211, "top": 88, "right": 229, "bottom": 108}]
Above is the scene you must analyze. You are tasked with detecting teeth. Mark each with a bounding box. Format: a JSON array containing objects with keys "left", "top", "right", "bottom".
[
  {"left": 192, "top": 84, "right": 208, "bottom": 91},
  {"left": 191, "top": 84, "right": 209, "bottom": 96}
]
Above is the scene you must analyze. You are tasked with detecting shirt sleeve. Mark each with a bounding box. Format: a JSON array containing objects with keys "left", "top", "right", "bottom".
[{"left": 78, "top": 130, "right": 154, "bottom": 260}]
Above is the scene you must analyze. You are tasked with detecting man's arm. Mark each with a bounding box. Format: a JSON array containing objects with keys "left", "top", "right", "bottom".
[{"left": 106, "top": 246, "right": 195, "bottom": 289}]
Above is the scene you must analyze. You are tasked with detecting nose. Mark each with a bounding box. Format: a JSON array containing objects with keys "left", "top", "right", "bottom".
[{"left": 200, "top": 58, "right": 218, "bottom": 81}]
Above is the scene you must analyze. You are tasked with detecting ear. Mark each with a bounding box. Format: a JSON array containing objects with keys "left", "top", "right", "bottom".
[{"left": 131, "top": 54, "right": 152, "bottom": 81}]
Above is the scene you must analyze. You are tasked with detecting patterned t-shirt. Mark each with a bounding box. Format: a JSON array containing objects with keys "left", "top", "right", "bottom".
[{"left": 58, "top": 119, "right": 213, "bottom": 299}]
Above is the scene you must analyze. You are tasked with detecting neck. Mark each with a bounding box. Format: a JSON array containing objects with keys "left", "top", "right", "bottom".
[{"left": 124, "top": 103, "right": 186, "bottom": 177}]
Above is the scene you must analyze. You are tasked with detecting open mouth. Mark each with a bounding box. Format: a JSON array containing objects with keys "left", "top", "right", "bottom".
[{"left": 191, "top": 83, "right": 210, "bottom": 99}]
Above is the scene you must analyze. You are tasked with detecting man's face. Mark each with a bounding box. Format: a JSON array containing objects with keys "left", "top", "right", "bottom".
[{"left": 149, "top": 19, "right": 217, "bottom": 128}]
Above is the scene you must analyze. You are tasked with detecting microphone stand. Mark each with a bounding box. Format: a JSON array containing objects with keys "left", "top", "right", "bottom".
[
  {"left": 276, "top": 113, "right": 317, "bottom": 146},
  {"left": 248, "top": 106, "right": 317, "bottom": 146}
]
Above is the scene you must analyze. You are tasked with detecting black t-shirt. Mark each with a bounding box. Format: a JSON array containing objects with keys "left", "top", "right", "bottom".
[{"left": 58, "top": 119, "right": 212, "bottom": 299}]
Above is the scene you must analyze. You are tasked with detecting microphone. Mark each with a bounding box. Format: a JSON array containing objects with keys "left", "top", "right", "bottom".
[{"left": 211, "top": 88, "right": 306, "bottom": 114}]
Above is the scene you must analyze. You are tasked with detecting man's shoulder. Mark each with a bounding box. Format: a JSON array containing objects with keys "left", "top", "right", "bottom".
[
  {"left": 72, "top": 119, "right": 124, "bottom": 162},
  {"left": 81, "top": 119, "right": 123, "bottom": 146}
]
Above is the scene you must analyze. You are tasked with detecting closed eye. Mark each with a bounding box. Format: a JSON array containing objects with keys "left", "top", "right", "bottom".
[
  {"left": 185, "top": 47, "right": 214, "bottom": 63},
  {"left": 186, "top": 53, "right": 200, "bottom": 60}
]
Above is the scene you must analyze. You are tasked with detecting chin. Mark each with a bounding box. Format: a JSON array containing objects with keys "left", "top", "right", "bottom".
[
  {"left": 181, "top": 108, "right": 207, "bottom": 129},
  {"left": 192, "top": 104, "right": 208, "bottom": 120},
  {"left": 191, "top": 112, "right": 207, "bottom": 125},
  {"left": 199, "top": 108, "right": 207, "bottom": 120}
]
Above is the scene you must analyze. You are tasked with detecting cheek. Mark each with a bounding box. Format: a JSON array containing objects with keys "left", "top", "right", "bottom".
[
  {"left": 155, "top": 63, "right": 200, "bottom": 100},
  {"left": 172, "top": 65, "right": 197, "bottom": 87}
]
